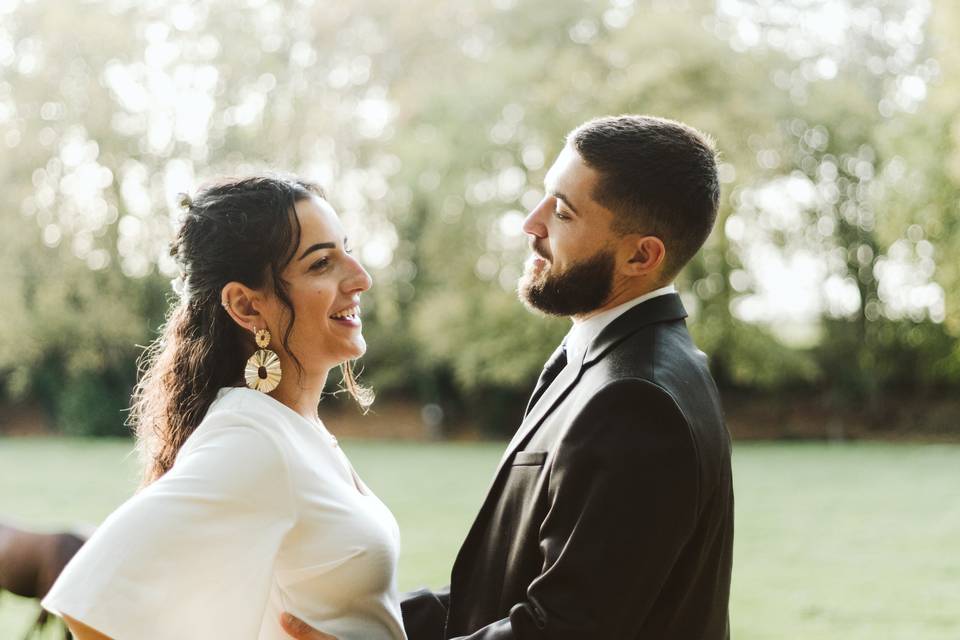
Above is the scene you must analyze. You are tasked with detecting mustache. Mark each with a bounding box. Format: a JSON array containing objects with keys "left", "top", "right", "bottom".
[{"left": 529, "top": 240, "right": 551, "bottom": 262}]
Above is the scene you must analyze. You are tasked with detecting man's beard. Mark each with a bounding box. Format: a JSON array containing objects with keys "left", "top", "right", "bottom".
[{"left": 518, "top": 248, "right": 615, "bottom": 317}]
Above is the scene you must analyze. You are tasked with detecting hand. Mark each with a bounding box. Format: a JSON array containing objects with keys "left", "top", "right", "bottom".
[{"left": 279, "top": 613, "right": 338, "bottom": 640}]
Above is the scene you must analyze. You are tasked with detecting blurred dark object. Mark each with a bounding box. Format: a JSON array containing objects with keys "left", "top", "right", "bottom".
[{"left": 0, "top": 521, "right": 86, "bottom": 640}]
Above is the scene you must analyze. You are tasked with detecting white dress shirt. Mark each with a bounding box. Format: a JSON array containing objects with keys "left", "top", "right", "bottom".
[{"left": 565, "top": 283, "right": 677, "bottom": 364}]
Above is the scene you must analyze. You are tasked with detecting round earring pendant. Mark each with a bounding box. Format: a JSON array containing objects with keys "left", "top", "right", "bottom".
[
  {"left": 255, "top": 328, "right": 272, "bottom": 349},
  {"left": 245, "top": 348, "right": 282, "bottom": 393}
]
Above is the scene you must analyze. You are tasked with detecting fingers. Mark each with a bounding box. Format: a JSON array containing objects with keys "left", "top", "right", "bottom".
[{"left": 279, "top": 612, "right": 338, "bottom": 640}]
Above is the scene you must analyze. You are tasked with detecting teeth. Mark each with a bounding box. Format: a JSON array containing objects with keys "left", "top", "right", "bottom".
[{"left": 331, "top": 305, "right": 360, "bottom": 320}]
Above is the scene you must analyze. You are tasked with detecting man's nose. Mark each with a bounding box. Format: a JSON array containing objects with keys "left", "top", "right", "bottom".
[{"left": 522, "top": 198, "right": 550, "bottom": 238}]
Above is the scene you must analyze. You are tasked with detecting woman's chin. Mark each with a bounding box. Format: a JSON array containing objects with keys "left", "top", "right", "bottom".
[{"left": 342, "top": 337, "right": 367, "bottom": 361}]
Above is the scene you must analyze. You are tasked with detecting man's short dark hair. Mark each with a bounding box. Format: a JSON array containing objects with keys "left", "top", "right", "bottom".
[{"left": 568, "top": 115, "right": 720, "bottom": 279}]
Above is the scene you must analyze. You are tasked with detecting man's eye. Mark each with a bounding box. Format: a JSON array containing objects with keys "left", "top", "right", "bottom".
[{"left": 554, "top": 209, "right": 571, "bottom": 220}]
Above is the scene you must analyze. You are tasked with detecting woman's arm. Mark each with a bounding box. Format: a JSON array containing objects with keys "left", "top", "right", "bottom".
[
  {"left": 47, "top": 420, "right": 295, "bottom": 638},
  {"left": 63, "top": 615, "right": 115, "bottom": 640}
]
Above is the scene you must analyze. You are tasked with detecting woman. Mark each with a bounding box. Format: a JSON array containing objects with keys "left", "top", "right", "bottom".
[{"left": 42, "top": 176, "right": 405, "bottom": 640}]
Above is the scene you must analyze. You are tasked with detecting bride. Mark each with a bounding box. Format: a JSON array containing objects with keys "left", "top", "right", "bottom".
[{"left": 42, "top": 175, "right": 405, "bottom": 640}]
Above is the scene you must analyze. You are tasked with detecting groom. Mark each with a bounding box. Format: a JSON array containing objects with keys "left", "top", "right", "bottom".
[{"left": 284, "top": 115, "right": 733, "bottom": 639}]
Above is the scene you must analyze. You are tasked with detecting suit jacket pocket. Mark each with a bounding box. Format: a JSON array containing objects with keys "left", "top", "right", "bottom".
[{"left": 512, "top": 450, "right": 547, "bottom": 466}]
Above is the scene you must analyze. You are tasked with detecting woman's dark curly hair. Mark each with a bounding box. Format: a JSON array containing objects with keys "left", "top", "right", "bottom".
[{"left": 130, "top": 175, "right": 371, "bottom": 486}]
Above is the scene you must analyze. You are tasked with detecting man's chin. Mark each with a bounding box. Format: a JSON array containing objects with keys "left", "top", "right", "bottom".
[
  {"left": 517, "top": 269, "right": 543, "bottom": 296},
  {"left": 516, "top": 248, "right": 615, "bottom": 317},
  {"left": 520, "top": 258, "right": 552, "bottom": 283},
  {"left": 517, "top": 279, "right": 563, "bottom": 317}
]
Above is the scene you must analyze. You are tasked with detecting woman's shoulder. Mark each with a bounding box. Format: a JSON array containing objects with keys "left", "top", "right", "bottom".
[
  {"left": 208, "top": 386, "right": 292, "bottom": 420},
  {"left": 168, "top": 389, "right": 301, "bottom": 509},
  {"left": 179, "top": 387, "right": 298, "bottom": 459}
]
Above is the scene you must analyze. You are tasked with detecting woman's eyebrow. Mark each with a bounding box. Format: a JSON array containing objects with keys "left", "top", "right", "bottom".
[{"left": 298, "top": 242, "right": 336, "bottom": 261}]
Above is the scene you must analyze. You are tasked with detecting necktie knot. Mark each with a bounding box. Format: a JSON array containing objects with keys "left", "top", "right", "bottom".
[{"left": 542, "top": 343, "right": 568, "bottom": 380}]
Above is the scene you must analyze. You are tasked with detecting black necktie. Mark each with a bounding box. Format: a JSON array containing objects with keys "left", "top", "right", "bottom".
[{"left": 524, "top": 343, "right": 568, "bottom": 417}]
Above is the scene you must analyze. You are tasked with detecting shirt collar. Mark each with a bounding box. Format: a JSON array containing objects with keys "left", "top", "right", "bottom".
[{"left": 564, "top": 283, "right": 677, "bottom": 363}]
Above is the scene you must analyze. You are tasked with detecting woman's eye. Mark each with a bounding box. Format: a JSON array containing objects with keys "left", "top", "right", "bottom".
[{"left": 310, "top": 257, "right": 330, "bottom": 271}]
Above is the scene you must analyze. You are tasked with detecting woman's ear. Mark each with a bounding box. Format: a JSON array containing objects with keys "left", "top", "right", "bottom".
[
  {"left": 618, "top": 235, "right": 667, "bottom": 277},
  {"left": 221, "top": 282, "right": 263, "bottom": 333}
]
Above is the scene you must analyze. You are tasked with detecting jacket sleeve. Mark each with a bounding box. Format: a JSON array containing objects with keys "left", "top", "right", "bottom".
[
  {"left": 401, "top": 585, "right": 451, "bottom": 640},
  {"left": 452, "top": 378, "right": 701, "bottom": 639}
]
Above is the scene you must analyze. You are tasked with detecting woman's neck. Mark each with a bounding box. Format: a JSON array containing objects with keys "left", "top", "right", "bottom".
[{"left": 269, "top": 371, "right": 329, "bottom": 424}]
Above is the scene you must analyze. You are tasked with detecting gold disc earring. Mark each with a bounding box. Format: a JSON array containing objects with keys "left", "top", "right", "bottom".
[{"left": 244, "top": 328, "right": 282, "bottom": 393}]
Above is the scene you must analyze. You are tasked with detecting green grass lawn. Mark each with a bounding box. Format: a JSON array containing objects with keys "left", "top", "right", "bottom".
[{"left": 1, "top": 438, "right": 958, "bottom": 639}]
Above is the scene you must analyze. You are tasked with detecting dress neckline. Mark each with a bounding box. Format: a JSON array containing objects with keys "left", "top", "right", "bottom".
[
  {"left": 216, "top": 387, "right": 370, "bottom": 497},
  {"left": 218, "top": 387, "right": 333, "bottom": 440}
]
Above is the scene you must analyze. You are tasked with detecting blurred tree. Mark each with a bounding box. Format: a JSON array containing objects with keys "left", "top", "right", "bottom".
[
  {"left": 714, "top": 0, "right": 955, "bottom": 418},
  {"left": 0, "top": 0, "right": 956, "bottom": 437},
  {"left": 914, "top": 0, "right": 960, "bottom": 380}
]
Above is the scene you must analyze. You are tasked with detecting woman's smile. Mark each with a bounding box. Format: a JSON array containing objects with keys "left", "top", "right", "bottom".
[{"left": 330, "top": 303, "right": 362, "bottom": 328}]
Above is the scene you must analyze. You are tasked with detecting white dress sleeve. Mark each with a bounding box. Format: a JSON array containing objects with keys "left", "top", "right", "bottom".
[{"left": 42, "top": 411, "right": 297, "bottom": 640}]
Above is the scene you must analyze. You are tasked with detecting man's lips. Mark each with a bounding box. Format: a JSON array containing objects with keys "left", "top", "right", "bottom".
[{"left": 530, "top": 243, "right": 551, "bottom": 263}]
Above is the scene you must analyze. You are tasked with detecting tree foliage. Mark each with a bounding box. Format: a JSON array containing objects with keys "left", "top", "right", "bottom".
[{"left": 0, "top": 0, "right": 956, "bottom": 436}]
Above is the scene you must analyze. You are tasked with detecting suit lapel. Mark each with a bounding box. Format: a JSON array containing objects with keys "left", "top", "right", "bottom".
[
  {"left": 499, "top": 294, "right": 689, "bottom": 471},
  {"left": 448, "top": 294, "right": 687, "bottom": 616},
  {"left": 523, "top": 342, "right": 567, "bottom": 417},
  {"left": 494, "top": 293, "right": 688, "bottom": 468},
  {"left": 496, "top": 358, "right": 584, "bottom": 473},
  {"left": 453, "top": 356, "right": 587, "bottom": 585},
  {"left": 455, "top": 294, "right": 690, "bottom": 569}
]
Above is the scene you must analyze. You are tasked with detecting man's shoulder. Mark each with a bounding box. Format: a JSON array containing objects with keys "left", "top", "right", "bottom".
[
  {"left": 579, "top": 320, "right": 730, "bottom": 468},
  {"left": 554, "top": 378, "right": 699, "bottom": 495},
  {"left": 597, "top": 318, "right": 707, "bottom": 387},
  {"left": 571, "top": 377, "right": 689, "bottom": 436}
]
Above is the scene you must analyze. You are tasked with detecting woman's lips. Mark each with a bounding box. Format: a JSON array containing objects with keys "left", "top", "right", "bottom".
[
  {"left": 332, "top": 315, "right": 361, "bottom": 328},
  {"left": 330, "top": 304, "right": 361, "bottom": 327}
]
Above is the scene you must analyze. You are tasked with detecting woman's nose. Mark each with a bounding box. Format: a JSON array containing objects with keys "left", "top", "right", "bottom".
[{"left": 344, "top": 255, "right": 373, "bottom": 293}]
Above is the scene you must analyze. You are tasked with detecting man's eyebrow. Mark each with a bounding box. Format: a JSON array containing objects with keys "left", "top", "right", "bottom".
[
  {"left": 551, "top": 190, "right": 580, "bottom": 215},
  {"left": 298, "top": 242, "right": 336, "bottom": 260}
]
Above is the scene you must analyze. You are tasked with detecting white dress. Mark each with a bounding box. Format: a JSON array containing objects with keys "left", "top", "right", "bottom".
[{"left": 42, "top": 387, "right": 407, "bottom": 640}]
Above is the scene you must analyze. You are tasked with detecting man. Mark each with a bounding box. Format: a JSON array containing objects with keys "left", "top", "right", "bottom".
[{"left": 283, "top": 115, "right": 733, "bottom": 639}]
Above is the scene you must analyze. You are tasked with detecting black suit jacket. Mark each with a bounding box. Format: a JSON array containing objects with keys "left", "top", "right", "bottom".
[{"left": 403, "top": 293, "right": 733, "bottom": 639}]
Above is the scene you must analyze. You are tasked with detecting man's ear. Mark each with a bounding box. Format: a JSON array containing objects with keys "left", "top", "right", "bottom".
[
  {"left": 221, "top": 282, "right": 264, "bottom": 333},
  {"left": 618, "top": 235, "right": 666, "bottom": 277}
]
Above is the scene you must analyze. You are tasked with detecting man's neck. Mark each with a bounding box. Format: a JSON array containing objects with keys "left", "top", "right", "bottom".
[
  {"left": 563, "top": 282, "right": 676, "bottom": 364},
  {"left": 571, "top": 280, "right": 671, "bottom": 324}
]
